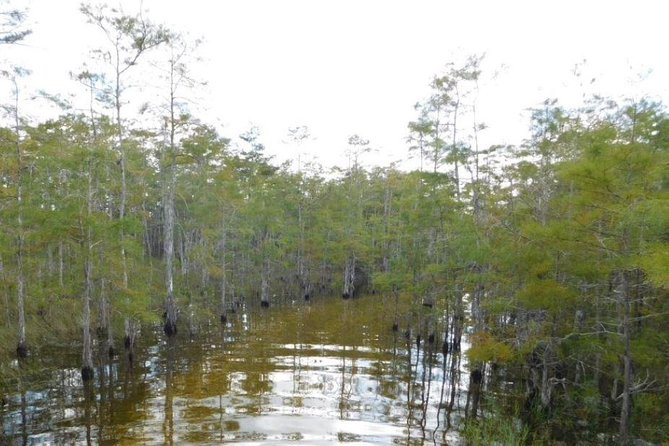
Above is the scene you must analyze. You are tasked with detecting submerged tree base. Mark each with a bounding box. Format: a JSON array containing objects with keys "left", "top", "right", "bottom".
[
  {"left": 442, "top": 341, "right": 449, "bottom": 355},
  {"left": 81, "top": 366, "right": 94, "bottom": 382},
  {"left": 164, "top": 321, "right": 177, "bottom": 337},
  {"left": 16, "top": 342, "right": 28, "bottom": 359}
]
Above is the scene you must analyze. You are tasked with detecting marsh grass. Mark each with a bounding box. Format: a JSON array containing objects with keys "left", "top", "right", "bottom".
[{"left": 462, "top": 415, "right": 532, "bottom": 446}]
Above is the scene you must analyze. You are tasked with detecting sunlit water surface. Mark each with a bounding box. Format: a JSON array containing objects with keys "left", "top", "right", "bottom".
[{"left": 2, "top": 297, "right": 470, "bottom": 445}]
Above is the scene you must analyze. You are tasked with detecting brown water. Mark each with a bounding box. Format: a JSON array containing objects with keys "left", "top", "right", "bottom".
[{"left": 1, "top": 296, "right": 469, "bottom": 445}]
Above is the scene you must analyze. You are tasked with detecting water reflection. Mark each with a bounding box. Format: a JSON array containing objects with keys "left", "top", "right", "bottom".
[{"left": 1, "top": 296, "right": 470, "bottom": 445}]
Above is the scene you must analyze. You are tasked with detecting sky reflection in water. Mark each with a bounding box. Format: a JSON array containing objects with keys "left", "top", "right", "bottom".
[{"left": 1, "top": 296, "right": 469, "bottom": 445}]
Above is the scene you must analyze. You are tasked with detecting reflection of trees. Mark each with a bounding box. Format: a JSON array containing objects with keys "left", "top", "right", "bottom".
[
  {"left": 162, "top": 330, "right": 238, "bottom": 442},
  {"left": 96, "top": 361, "right": 152, "bottom": 443},
  {"left": 446, "top": 342, "right": 462, "bottom": 423},
  {"left": 83, "top": 379, "right": 95, "bottom": 444},
  {"left": 163, "top": 339, "right": 174, "bottom": 445},
  {"left": 20, "top": 378, "right": 27, "bottom": 446},
  {"left": 338, "top": 300, "right": 361, "bottom": 420},
  {"left": 238, "top": 312, "right": 275, "bottom": 407},
  {"left": 404, "top": 333, "right": 415, "bottom": 444},
  {"left": 434, "top": 331, "right": 450, "bottom": 440},
  {"left": 2, "top": 348, "right": 154, "bottom": 444},
  {"left": 339, "top": 344, "right": 350, "bottom": 419},
  {"left": 240, "top": 341, "right": 274, "bottom": 413},
  {"left": 418, "top": 336, "right": 436, "bottom": 441},
  {"left": 96, "top": 360, "right": 111, "bottom": 444},
  {"left": 241, "top": 369, "right": 272, "bottom": 398},
  {"left": 3, "top": 290, "right": 471, "bottom": 444}
]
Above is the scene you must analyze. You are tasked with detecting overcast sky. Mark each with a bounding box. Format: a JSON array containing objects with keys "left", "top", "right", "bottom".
[{"left": 7, "top": 0, "right": 669, "bottom": 169}]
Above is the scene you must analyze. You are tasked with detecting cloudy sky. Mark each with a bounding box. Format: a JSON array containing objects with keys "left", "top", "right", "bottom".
[{"left": 8, "top": 0, "right": 669, "bottom": 169}]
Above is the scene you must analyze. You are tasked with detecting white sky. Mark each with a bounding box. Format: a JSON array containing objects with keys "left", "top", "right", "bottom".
[{"left": 6, "top": 0, "right": 669, "bottom": 170}]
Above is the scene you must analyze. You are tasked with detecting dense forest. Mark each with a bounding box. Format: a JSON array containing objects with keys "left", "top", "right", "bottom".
[{"left": 2, "top": 4, "right": 668, "bottom": 445}]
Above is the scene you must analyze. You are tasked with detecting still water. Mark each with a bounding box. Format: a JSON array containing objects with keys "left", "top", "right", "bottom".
[{"left": 2, "top": 296, "right": 470, "bottom": 445}]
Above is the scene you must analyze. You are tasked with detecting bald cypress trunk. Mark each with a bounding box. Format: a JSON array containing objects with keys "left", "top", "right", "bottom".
[
  {"left": 81, "top": 161, "right": 95, "bottom": 382},
  {"left": 82, "top": 251, "right": 94, "bottom": 381},
  {"left": 163, "top": 50, "right": 180, "bottom": 337},
  {"left": 343, "top": 255, "right": 355, "bottom": 299},
  {"left": 260, "top": 257, "right": 270, "bottom": 308},
  {"left": 219, "top": 229, "right": 228, "bottom": 322},
  {"left": 616, "top": 270, "right": 633, "bottom": 445},
  {"left": 12, "top": 77, "right": 27, "bottom": 359},
  {"left": 163, "top": 132, "right": 178, "bottom": 336}
]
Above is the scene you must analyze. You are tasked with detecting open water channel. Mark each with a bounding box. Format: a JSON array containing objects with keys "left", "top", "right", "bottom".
[{"left": 1, "top": 296, "right": 471, "bottom": 445}]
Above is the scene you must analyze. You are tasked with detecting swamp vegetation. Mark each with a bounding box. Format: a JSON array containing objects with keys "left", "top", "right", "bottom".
[{"left": 1, "top": 4, "right": 669, "bottom": 445}]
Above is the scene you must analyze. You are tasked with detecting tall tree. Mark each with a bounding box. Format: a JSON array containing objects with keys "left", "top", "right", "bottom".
[
  {"left": 2, "top": 67, "right": 30, "bottom": 357},
  {"left": 80, "top": 3, "right": 169, "bottom": 348},
  {"left": 159, "top": 32, "right": 195, "bottom": 337}
]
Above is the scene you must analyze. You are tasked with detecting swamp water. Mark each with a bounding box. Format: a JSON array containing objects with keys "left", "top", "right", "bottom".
[{"left": 2, "top": 297, "right": 472, "bottom": 445}]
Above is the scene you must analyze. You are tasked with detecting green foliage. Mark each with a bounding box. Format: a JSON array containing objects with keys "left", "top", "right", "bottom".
[
  {"left": 517, "top": 279, "right": 577, "bottom": 312},
  {"left": 2, "top": 12, "right": 669, "bottom": 440},
  {"left": 468, "top": 332, "right": 514, "bottom": 364}
]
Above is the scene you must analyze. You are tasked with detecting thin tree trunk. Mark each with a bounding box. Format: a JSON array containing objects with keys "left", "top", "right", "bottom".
[
  {"left": 382, "top": 180, "right": 391, "bottom": 273},
  {"left": 58, "top": 241, "right": 64, "bottom": 289},
  {"left": 220, "top": 229, "right": 227, "bottom": 322},
  {"left": 13, "top": 76, "right": 27, "bottom": 359},
  {"left": 163, "top": 145, "right": 178, "bottom": 336},
  {"left": 297, "top": 200, "right": 309, "bottom": 299},
  {"left": 82, "top": 160, "right": 95, "bottom": 382},
  {"left": 100, "top": 276, "right": 114, "bottom": 357},
  {"left": 343, "top": 255, "right": 355, "bottom": 299},
  {"left": 452, "top": 95, "right": 460, "bottom": 200},
  {"left": 617, "top": 270, "right": 633, "bottom": 445},
  {"left": 82, "top": 252, "right": 95, "bottom": 381},
  {"left": 260, "top": 256, "right": 270, "bottom": 308},
  {"left": 114, "top": 54, "right": 135, "bottom": 349},
  {"left": 163, "top": 52, "right": 179, "bottom": 337}
]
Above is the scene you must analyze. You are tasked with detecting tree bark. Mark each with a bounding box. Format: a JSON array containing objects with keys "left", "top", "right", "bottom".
[
  {"left": 616, "top": 270, "right": 633, "bottom": 445},
  {"left": 343, "top": 255, "right": 356, "bottom": 299},
  {"left": 12, "top": 76, "right": 27, "bottom": 358},
  {"left": 82, "top": 161, "right": 95, "bottom": 382},
  {"left": 261, "top": 257, "right": 270, "bottom": 307},
  {"left": 220, "top": 229, "right": 227, "bottom": 321},
  {"left": 163, "top": 49, "right": 180, "bottom": 337}
]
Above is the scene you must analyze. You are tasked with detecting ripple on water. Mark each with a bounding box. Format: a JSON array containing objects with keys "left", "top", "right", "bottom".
[{"left": 1, "top": 298, "right": 468, "bottom": 445}]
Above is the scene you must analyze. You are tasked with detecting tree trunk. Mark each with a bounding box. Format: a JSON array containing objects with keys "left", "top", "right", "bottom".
[
  {"left": 58, "top": 241, "right": 64, "bottom": 289},
  {"left": 297, "top": 194, "right": 310, "bottom": 300},
  {"left": 343, "top": 255, "right": 356, "bottom": 299},
  {"left": 100, "top": 276, "right": 114, "bottom": 357},
  {"left": 163, "top": 57, "right": 179, "bottom": 337},
  {"left": 219, "top": 229, "right": 227, "bottom": 322},
  {"left": 382, "top": 182, "right": 391, "bottom": 274},
  {"left": 82, "top": 161, "right": 95, "bottom": 382},
  {"left": 616, "top": 270, "right": 633, "bottom": 445},
  {"left": 82, "top": 252, "right": 95, "bottom": 382},
  {"left": 13, "top": 77, "right": 27, "bottom": 359},
  {"left": 451, "top": 95, "right": 460, "bottom": 201},
  {"left": 466, "top": 367, "right": 483, "bottom": 419},
  {"left": 260, "top": 257, "right": 270, "bottom": 307}
]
